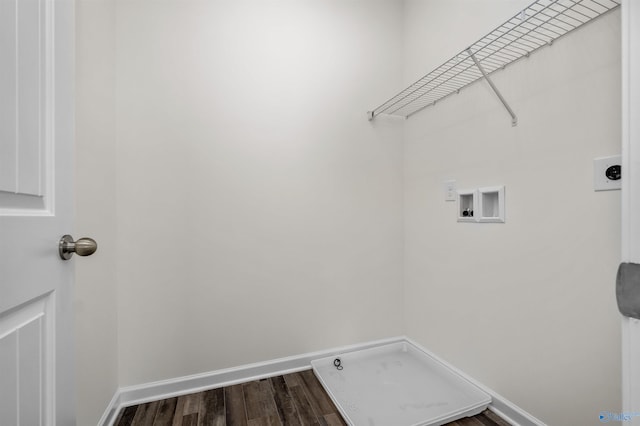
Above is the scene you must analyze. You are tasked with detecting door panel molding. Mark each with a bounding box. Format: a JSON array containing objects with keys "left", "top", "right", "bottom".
[
  {"left": 0, "top": 293, "right": 55, "bottom": 425},
  {"left": 0, "top": 0, "right": 54, "bottom": 216}
]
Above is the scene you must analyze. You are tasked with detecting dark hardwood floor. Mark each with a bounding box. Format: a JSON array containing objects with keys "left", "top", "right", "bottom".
[{"left": 114, "top": 369, "right": 511, "bottom": 426}]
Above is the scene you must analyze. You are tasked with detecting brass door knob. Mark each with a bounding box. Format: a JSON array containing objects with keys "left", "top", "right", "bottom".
[{"left": 59, "top": 235, "right": 98, "bottom": 260}]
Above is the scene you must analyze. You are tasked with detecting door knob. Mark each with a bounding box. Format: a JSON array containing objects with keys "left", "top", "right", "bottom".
[{"left": 59, "top": 235, "right": 98, "bottom": 260}]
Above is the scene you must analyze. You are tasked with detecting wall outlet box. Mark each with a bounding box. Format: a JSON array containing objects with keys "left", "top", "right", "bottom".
[
  {"left": 478, "top": 186, "right": 505, "bottom": 223},
  {"left": 457, "top": 189, "right": 477, "bottom": 222},
  {"left": 594, "top": 155, "right": 621, "bottom": 191},
  {"left": 456, "top": 186, "right": 505, "bottom": 223}
]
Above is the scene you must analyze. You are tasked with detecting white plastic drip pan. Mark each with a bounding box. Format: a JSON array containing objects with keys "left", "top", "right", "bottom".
[{"left": 311, "top": 341, "right": 491, "bottom": 426}]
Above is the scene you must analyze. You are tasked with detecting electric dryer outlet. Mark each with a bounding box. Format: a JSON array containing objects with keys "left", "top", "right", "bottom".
[{"left": 594, "top": 155, "right": 622, "bottom": 191}]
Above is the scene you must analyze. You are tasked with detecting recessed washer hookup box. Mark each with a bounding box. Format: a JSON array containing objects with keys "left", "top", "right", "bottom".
[{"left": 311, "top": 341, "right": 491, "bottom": 426}]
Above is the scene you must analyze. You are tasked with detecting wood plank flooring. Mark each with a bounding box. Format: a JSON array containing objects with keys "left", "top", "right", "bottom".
[{"left": 114, "top": 369, "right": 511, "bottom": 426}]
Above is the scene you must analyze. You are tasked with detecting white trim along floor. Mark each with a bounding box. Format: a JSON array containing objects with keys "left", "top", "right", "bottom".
[{"left": 99, "top": 336, "right": 546, "bottom": 426}]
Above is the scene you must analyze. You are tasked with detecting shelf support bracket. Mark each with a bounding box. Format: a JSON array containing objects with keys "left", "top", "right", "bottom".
[{"left": 466, "top": 48, "right": 518, "bottom": 127}]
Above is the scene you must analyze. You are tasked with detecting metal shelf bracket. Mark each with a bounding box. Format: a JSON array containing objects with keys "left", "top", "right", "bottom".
[{"left": 466, "top": 48, "right": 518, "bottom": 127}]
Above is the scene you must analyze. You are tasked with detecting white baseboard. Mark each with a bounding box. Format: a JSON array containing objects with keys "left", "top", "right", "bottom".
[
  {"left": 99, "top": 336, "right": 404, "bottom": 426},
  {"left": 97, "top": 390, "right": 122, "bottom": 426},
  {"left": 99, "top": 335, "right": 544, "bottom": 426}
]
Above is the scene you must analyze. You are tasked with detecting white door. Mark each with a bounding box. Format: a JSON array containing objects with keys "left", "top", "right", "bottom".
[
  {"left": 0, "top": 0, "right": 76, "bottom": 424},
  {"left": 622, "top": 0, "right": 640, "bottom": 421}
]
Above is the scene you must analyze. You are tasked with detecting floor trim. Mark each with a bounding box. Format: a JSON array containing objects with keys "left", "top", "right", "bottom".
[
  {"left": 97, "top": 390, "right": 122, "bottom": 426},
  {"left": 99, "top": 336, "right": 404, "bottom": 426},
  {"left": 100, "top": 335, "right": 545, "bottom": 426}
]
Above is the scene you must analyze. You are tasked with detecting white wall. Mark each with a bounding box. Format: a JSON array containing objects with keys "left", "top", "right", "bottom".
[
  {"left": 402, "top": 2, "right": 622, "bottom": 425},
  {"left": 113, "top": 0, "right": 405, "bottom": 386},
  {"left": 75, "top": 0, "right": 119, "bottom": 424},
  {"left": 73, "top": 2, "right": 624, "bottom": 425}
]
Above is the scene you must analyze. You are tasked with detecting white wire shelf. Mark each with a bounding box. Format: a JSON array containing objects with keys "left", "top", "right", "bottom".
[{"left": 367, "top": 0, "right": 621, "bottom": 123}]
